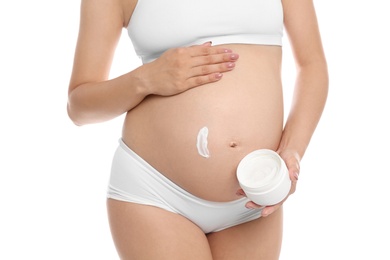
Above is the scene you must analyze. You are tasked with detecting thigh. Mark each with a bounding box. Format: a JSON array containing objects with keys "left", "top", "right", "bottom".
[
  {"left": 107, "top": 199, "right": 213, "bottom": 260},
  {"left": 207, "top": 206, "right": 284, "bottom": 260}
]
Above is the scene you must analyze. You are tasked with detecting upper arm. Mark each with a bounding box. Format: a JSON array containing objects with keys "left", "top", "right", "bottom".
[
  {"left": 68, "top": 0, "right": 125, "bottom": 93},
  {"left": 282, "top": 0, "right": 326, "bottom": 67}
]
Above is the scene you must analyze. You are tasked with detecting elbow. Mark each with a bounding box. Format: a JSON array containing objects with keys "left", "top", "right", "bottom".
[
  {"left": 67, "top": 90, "right": 89, "bottom": 126},
  {"left": 297, "top": 58, "right": 329, "bottom": 87},
  {"left": 297, "top": 56, "right": 328, "bottom": 73},
  {"left": 67, "top": 91, "right": 105, "bottom": 126},
  {"left": 67, "top": 102, "right": 84, "bottom": 126}
]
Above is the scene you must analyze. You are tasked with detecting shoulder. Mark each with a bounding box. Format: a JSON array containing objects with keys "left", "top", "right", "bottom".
[{"left": 80, "top": 0, "right": 133, "bottom": 28}]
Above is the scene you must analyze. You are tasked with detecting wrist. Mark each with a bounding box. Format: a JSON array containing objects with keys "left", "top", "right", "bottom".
[
  {"left": 277, "top": 136, "right": 304, "bottom": 161},
  {"left": 131, "top": 64, "right": 154, "bottom": 96}
]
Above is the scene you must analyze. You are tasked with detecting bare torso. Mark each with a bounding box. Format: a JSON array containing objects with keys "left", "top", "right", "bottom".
[{"left": 122, "top": 44, "right": 284, "bottom": 202}]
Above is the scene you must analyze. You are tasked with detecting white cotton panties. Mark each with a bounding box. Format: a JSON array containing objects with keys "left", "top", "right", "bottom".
[{"left": 107, "top": 139, "right": 262, "bottom": 233}]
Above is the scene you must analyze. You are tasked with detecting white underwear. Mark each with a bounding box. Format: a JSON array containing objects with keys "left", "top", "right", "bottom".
[{"left": 107, "top": 139, "right": 262, "bottom": 233}]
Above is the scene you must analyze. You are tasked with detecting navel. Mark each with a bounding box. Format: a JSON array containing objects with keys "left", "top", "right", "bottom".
[{"left": 229, "top": 141, "right": 238, "bottom": 148}]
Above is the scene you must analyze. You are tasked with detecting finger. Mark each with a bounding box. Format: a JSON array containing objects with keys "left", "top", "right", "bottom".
[
  {"left": 245, "top": 201, "right": 264, "bottom": 210},
  {"left": 236, "top": 188, "right": 246, "bottom": 197},
  {"left": 191, "top": 52, "right": 239, "bottom": 67},
  {"left": 261, "top": 204, "right": 280, "bottom": 217},
  {"left": 289, "top": 176, "right": 297, "bottom": 195},
  {"left": 283, "top": 156, "right": 300, "bottom": 182},
  {"left": 289, "top": 167, "right": 299, "bottom": 182},
  {"left": 188, "top": 44, "right": 233, "bottom": 57},
  {"left": 185, "top": 72, "right": 224, "bottom": 88},
  {"left": 190, "top": 61, "right": 236, "bottom": 77}
]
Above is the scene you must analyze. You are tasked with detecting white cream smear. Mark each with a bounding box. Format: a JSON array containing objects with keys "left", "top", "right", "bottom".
[{"left": 196, "top": 126, "right": 210, "bottom": 158}]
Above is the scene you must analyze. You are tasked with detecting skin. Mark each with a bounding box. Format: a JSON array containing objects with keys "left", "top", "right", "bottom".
[{"left": 68, "top": 0, "right": 328, "bottom": 259}]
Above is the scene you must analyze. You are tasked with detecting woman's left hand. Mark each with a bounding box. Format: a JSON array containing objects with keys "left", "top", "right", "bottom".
[{"left": 237, "top": 149, "right": 300, "bottom": 217}]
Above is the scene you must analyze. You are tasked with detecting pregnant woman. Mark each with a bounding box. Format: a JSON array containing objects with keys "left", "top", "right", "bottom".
[{"left": 67, "top": 0, "right": 328, "bottom": 259}]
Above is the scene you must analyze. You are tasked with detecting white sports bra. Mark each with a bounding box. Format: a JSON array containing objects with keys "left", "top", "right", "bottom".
[{"left": 127, "top": 0, "right": 284, "bottom": 63}]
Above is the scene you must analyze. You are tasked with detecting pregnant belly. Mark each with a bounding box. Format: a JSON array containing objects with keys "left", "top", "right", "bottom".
[{"left": 122, "top": 45, "right": 284, "bottom": 201}]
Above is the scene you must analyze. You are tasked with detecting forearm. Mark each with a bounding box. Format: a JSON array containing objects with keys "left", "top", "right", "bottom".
[
  {"left": 279, "top": 60, "right": 328, "bottom": 159},
  {"left": 67, "top": 43, "right": 239, "bottom": 126},
  {"left": 67, "top": 68, "right": 148, "bottom": 126}
]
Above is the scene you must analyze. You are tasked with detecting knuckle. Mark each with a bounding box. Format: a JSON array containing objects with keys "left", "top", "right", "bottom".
[
  {"left": 174, "top": 47, "right": 186, "bottom": 55},
  {"left": 220, "top": 63, "right": 229, "bottom": 71},
  {"left": 222, "top": 53, "right": 230, "bottom": 62},
  {"left": 204, "top": 55, "right": 214, "bottom": 64},
  {"left": 172, "top": 48, "right": 190, "bottom": 66},
  {"left": 171, "top": 48, "right": 184, "bottom": 58},
  {"left": 201, "top": 66, "right": 210, "bottom": 75},
  {"left": 194, "top": 76, "right": 205, "bottom": 86},
  {"left": 201, "top": 46, "right": 211, "bottom": 55}
]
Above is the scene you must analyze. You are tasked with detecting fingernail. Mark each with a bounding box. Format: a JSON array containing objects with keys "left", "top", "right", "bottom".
[
  {"left": 246, "top": 204, "right": 254, "bottom": 209},
  {"left": 294, "top": 172, "right": 299, "bottom": 181},
  {"left": 227, "top": 62, "right": 235, "bottom": 68},
  {"left": 230, "top": 54, "right": 239, "bottom": 60},
  {"left": 236, "top": 190, "right": 244, "bottom": 196},
  {"left": 203, "top": 41, "right": 212, "bottom": 46},
  {"left": 215, "top": 73, "right": 223, "bottom": 79},
  {"left": 223, "top": 48, "right": 232, "bottom": 53}
]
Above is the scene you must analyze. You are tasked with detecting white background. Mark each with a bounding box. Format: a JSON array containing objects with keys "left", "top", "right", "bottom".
[{"left": 1, "top": 0, "right": 389, "bottom": 259}]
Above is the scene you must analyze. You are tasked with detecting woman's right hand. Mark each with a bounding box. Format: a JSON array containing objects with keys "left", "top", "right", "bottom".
[{"left": 137, "top": 42, "right": 239, "bottom": 96}]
